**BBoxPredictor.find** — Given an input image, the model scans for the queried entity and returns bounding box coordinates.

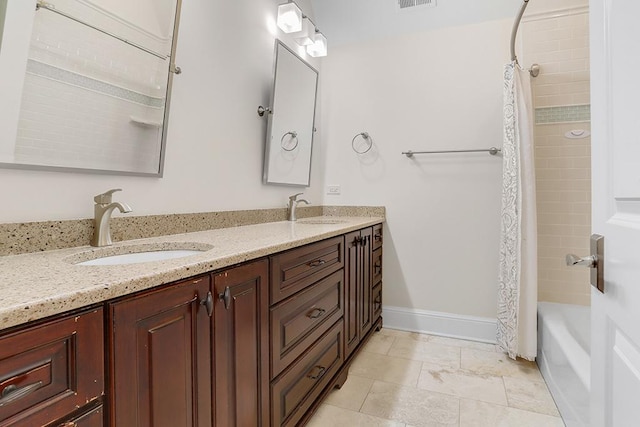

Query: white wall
[0,0,325,223]
[320,19,511,319]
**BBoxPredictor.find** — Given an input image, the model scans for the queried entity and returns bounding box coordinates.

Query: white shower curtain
[497,61,538,361]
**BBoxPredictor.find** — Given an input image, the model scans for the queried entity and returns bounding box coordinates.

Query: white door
[590,0,640,425]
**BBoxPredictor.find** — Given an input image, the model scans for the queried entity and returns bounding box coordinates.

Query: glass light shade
[292,18,314,46]
[306,32,327,57]
[277,3,302,33]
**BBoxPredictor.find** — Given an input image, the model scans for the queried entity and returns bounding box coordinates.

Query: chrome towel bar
[402,147,501,158]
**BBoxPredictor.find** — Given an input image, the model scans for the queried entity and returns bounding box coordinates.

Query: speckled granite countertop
[0,216,384,331]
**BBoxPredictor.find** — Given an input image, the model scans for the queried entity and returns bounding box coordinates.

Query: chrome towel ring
[352,132,372,154]
[281,131,298,151]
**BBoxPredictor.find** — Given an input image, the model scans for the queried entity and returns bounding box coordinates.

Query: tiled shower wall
[14,0,170,173]
[522,8,591,306]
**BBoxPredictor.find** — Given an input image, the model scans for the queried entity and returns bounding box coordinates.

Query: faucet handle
[289,192,304,201]
[94,188,122,204]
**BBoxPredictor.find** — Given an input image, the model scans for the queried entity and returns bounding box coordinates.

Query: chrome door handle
[565,234,604,293]
[565,254,596,268]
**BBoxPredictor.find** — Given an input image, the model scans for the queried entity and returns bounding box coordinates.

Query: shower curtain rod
[510,0,540,77]
[35,0,169,61]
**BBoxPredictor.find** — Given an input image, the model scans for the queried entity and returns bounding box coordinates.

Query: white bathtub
[537,302,590,427]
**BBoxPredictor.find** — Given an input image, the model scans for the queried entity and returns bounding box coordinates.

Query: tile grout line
[356,376,376,414]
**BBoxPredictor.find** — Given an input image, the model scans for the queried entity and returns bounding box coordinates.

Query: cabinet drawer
[0,309,104,427]
[372,247,382,285]
[270,236,344,304]
[271,320,343,427]
[53,404,103,427]
[372,283,383,321]
[271,269,344,378]
[372,223,383,251]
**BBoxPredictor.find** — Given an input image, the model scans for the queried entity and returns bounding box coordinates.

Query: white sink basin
[76,250,205,266]
[68,243,213,266]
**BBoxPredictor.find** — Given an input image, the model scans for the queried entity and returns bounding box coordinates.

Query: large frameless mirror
[0,0,182,176]
[263,40,318,187]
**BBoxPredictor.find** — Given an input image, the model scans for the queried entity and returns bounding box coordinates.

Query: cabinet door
[213,259,269,427]
[344,231,360,358]
[358,227,373,340]
[109,276,212,427]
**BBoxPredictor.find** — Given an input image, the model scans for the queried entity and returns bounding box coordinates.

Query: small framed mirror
[0,0,182,176]
[263,40,318,187]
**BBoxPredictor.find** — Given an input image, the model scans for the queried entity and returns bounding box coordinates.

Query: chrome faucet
[91,189,132,247]
[287,193,309,221]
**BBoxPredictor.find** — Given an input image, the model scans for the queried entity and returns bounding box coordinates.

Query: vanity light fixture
[293,17,315,46]
[306,32,327,57]
[277,1,328,57]
[277,2,303,33]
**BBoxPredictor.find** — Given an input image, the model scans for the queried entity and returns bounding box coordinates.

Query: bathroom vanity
[0,218,383,426]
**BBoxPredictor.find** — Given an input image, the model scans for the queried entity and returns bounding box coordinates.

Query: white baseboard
[381,305,498,344]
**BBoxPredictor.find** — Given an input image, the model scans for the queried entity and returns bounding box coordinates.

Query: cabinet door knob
[306,308,326,319]
[0,381,43,407]
[306,365,326,380]
[218,286,231,310]
[200,291,213,317]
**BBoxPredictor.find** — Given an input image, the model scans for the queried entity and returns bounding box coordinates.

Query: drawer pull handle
[307,365,326,380]
[0,381,43,407]
[374,233,382,242]
[306,308,326,319]
[219,286,231,310]
[374,261,382,275]
[308,259,326,267]
[200,291,214,317]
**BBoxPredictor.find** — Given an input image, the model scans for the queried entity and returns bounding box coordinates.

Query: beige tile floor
[307,328,565,427]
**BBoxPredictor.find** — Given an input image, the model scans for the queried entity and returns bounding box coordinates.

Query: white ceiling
[309,0,523,46]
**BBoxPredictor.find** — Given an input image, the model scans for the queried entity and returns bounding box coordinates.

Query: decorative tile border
[0,206,385,256]
[535,105,590,124]
[26,59,165,108]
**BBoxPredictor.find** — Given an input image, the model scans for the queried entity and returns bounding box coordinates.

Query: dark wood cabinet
[271,320,344,427]
[270,224,383,426]
[345,227,374,358]
[270,269,344,378]
[3,222,383,427]
[213,259,269,427]
[0,308,104,427]
[109,276,212,427]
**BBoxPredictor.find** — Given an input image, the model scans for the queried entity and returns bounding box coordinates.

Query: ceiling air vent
[398,0,437,10]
